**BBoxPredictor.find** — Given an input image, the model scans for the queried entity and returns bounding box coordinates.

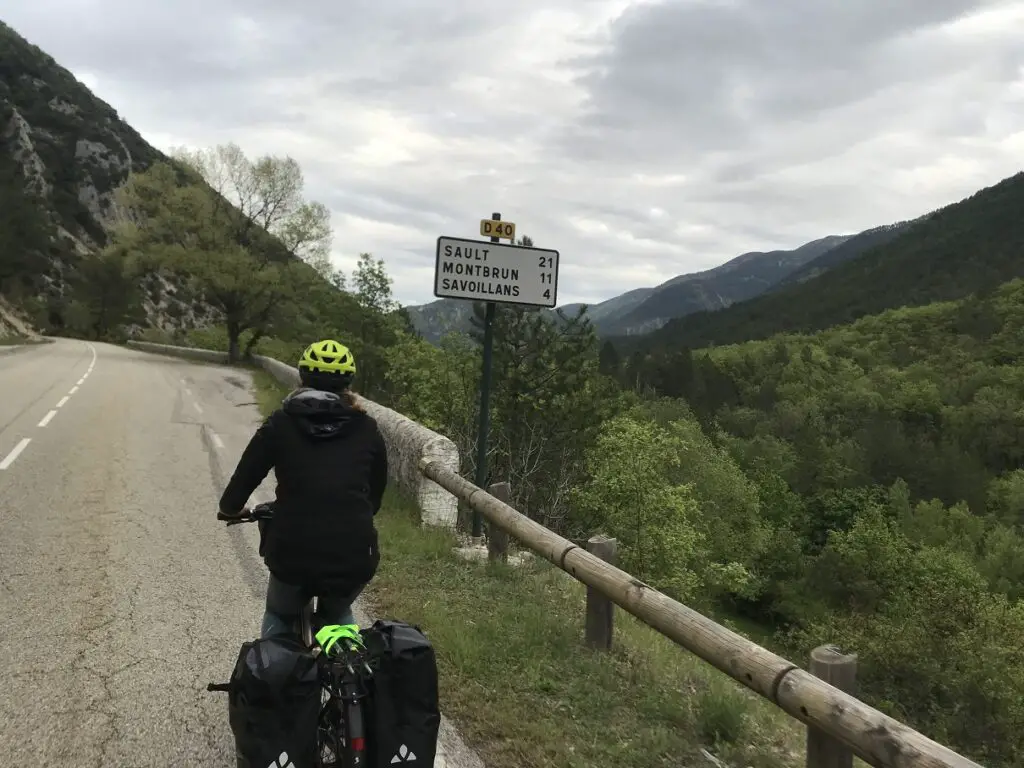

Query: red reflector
[352,737,366,752]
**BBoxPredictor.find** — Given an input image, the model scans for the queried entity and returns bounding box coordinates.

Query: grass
[250,367,292,415]
[244,365,862,768]
[365,492,807,768]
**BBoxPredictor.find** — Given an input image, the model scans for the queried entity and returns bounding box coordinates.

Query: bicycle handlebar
[218,501,275,526]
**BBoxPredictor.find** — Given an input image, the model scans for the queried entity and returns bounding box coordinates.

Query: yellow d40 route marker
[479,218,516,240]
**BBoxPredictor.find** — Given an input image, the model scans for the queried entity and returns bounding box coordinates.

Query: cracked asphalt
[0,339,275,765]
[0,338,485,768]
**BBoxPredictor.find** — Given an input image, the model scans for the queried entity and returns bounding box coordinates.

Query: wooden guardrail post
[806,645,857,768]
[584,535,618,650]
[486,482,511,563]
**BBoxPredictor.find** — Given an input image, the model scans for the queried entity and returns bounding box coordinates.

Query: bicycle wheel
[316,693,345,767]
[316,662,356,767]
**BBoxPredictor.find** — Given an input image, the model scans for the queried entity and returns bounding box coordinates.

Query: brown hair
[342,390,365,412]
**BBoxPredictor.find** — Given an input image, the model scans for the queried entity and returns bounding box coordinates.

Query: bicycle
[211,502,378,768]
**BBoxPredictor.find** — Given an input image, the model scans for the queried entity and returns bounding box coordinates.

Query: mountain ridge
[628,168,1024,352]
[405,231,880,342]
[403,234,851,342]
[601,234,852,336]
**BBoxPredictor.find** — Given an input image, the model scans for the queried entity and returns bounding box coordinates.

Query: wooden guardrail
[419,459,983,768]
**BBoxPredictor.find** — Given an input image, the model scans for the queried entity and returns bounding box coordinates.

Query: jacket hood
[282,388,362,439]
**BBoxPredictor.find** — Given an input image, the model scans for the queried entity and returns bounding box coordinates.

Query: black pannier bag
[361,620,441,768]
[220,636,322,768]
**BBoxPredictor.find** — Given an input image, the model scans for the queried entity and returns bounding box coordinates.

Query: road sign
[434,236,559,308]
[479,218,516,240]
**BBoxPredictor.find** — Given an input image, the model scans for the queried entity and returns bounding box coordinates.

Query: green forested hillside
[772,219,916,288]
[591,280,1024,764]
[628,170,1024,351]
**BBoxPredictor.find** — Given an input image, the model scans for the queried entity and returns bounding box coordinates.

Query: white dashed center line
[0,342,98,472]
[193,402,204,414]
[0,438,31,470]
[211,431,225,450]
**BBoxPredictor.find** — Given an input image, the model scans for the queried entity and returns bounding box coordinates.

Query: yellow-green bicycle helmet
[298,339,356,390]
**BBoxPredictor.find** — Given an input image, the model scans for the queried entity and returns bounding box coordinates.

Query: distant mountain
[405,287,657,342]
[405,299,476,343]
[405,235,853,342]
[772,220,921,289]
[558,286,655,327]
[598,235,851,336]
[629,169,1024,352]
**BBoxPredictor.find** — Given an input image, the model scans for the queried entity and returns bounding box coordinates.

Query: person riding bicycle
[218,339,388,640]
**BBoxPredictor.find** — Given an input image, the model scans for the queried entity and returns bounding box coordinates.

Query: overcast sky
[6,1,1024,307]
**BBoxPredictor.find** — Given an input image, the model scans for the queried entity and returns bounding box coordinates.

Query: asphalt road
[0,339,284,765]
[0,338,482,768]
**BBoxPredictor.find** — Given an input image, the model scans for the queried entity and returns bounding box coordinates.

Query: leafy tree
[597,339,620,376]
[110,160,307,361]
[347,253,406,397]
[63,243,146,340]
[988,470,1024,527]
[171,143,333,276]
[571,414,706,601]
[469,298,617,529]
[383,331,480,460]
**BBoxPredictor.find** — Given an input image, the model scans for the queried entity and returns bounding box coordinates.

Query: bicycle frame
[220,503,374,768]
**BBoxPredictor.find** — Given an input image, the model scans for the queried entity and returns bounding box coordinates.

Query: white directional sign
[434,236,560,308]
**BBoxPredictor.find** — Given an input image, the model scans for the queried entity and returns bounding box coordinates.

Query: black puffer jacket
[219,388,389,595]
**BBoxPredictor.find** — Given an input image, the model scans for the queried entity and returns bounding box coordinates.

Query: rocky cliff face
[0,296,39,340]
[0,20,213,331]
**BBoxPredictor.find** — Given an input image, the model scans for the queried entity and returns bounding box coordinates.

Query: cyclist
[218,339,389,639]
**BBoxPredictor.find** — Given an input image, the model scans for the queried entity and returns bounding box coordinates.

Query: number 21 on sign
[480,219,516,240]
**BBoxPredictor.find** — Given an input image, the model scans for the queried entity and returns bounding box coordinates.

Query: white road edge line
[0,438,31,470]
[56,396,69,408]
[38,410,57,428]
[211,431,225,449]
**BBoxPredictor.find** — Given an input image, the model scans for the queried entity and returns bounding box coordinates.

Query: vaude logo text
[268,751,295,768]
[391,743,417,763]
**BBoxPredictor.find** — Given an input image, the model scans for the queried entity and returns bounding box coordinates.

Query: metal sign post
[433,215,561,541]
[472,213,500,539]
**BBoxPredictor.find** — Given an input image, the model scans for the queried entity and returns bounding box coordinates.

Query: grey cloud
[321,183,460,234]
[5,0,1023,308]
[558,0,1018,166]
